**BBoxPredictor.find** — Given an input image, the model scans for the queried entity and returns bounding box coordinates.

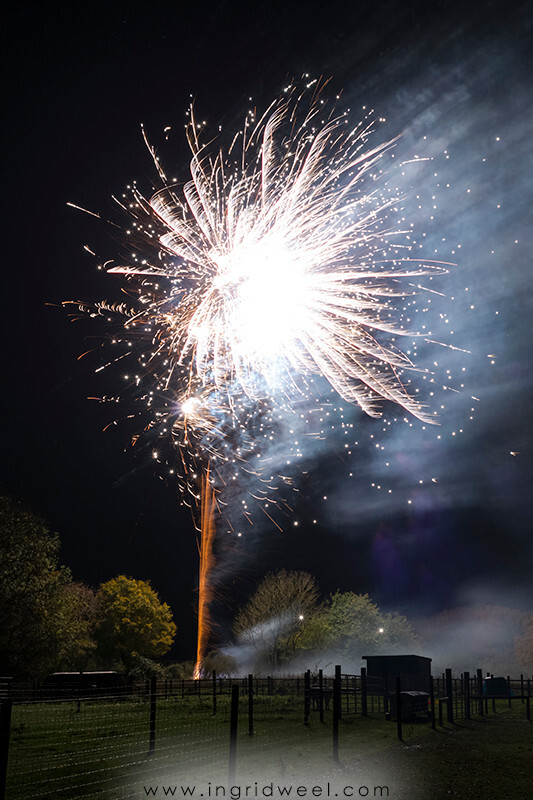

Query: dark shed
[362,654,432,692]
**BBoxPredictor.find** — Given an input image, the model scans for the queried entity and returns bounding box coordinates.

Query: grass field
[5,694,532,800]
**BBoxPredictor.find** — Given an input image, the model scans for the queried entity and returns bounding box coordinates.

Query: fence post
[430,675,436,730]
[248,674,254,736]
[149,676,157,753]
[361,667,368,717]
[0,680,13,800]
[212,670,217,715]
[507,675,512,708]
[336,665,342,720]
[445,669,454,724]
[384,675,389,720]
[228,685,239,786]
[333,665,341,762]
[304,669,311,726]
[396,677,403,742]
[318,669,324,723]
[464,671,470,719]
[477,669,484,716]
[76,670,83,713]
[527,679,531,722]
[345,673,349,715]
[520,674,524,704]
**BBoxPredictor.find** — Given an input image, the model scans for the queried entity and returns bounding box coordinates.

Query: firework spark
[67,80,451,673]
[108,85,445,430]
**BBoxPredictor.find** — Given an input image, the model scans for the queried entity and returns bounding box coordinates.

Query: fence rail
[1,668,531,800]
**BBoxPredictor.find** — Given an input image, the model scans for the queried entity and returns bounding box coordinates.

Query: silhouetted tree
[234,570,320,670]
[515,612,533,673]
[0,493,96,678]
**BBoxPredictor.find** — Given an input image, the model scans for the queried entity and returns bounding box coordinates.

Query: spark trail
[194,465,217,679]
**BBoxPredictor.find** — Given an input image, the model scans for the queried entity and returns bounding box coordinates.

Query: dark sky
[3,1,532,660]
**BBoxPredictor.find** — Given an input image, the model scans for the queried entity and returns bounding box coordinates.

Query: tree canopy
[0,493,96,678]
[0,492,178,678]
[298,591,418,664]
[95,575,176,666]
[232,570,417,672]
[417,604,532,674]
[234,570,320,670]
[515,612,533,673]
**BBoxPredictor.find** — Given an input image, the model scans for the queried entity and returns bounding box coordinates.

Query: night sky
[3,0,532,660]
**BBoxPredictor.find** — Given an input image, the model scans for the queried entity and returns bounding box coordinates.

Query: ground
[6,696,532,799]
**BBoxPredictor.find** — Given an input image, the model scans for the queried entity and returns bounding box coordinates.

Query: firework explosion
[67,79,452,674]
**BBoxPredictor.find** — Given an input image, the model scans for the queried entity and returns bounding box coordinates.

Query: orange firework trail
[193,465,217,679]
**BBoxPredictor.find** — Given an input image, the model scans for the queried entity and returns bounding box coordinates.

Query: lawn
[5,694,532,800]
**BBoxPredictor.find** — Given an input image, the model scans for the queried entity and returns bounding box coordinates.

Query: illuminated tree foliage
[232,573,417,671]
[298,591,418,662]
[96,575,176,666]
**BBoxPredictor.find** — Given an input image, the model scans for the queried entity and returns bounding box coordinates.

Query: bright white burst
[109,84,446,426]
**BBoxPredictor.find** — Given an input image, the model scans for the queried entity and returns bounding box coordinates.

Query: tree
[54,582,100,670]
[296,592,418,666]
[417,604,529,674]
[0,493,95,678]
[200,650,238,678]
[233,570,320,671]
[96,575,176,667]
[515,613,533,673]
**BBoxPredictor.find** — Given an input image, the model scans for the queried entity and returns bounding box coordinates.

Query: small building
[41,671,126,699]
[362,654,432,692]
[483,676,514,697]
